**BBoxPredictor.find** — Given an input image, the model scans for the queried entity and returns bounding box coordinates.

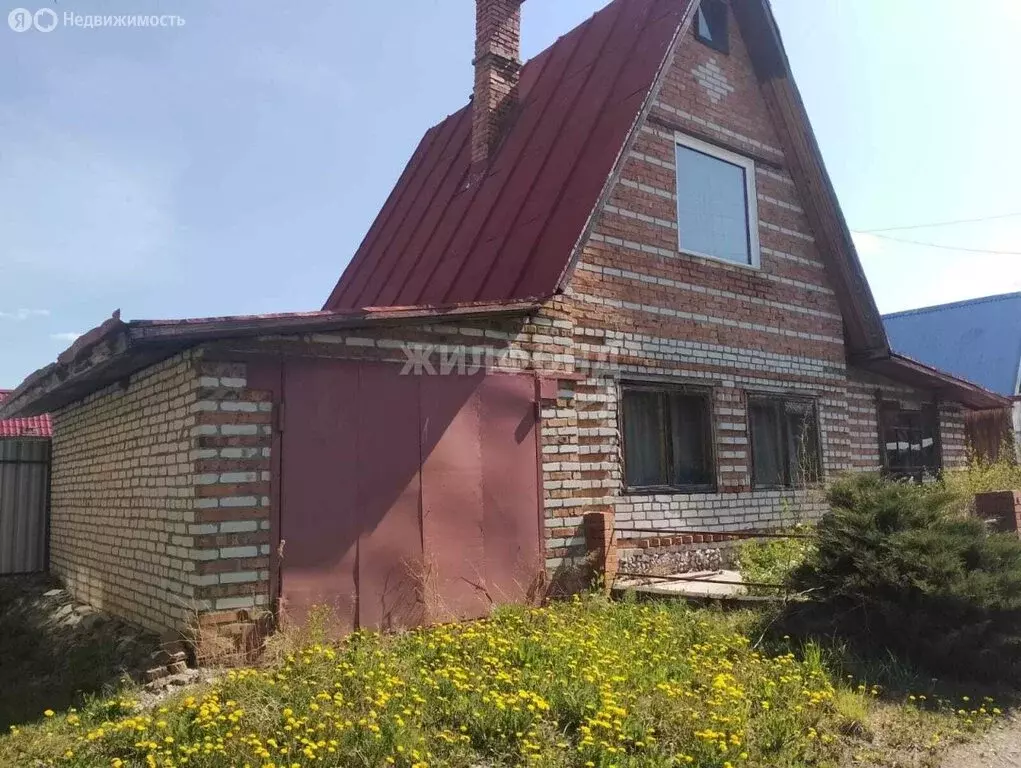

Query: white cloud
[0,309,50,321]
[50,332,82,343]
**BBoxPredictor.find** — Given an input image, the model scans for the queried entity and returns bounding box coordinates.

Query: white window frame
[674,132,760,269]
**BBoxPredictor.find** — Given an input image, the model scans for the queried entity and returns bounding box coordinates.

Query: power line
[859,211,1021,233]
[856,231,1021,256]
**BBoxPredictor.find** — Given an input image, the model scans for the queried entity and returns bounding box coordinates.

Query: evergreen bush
[791,473,1021,681]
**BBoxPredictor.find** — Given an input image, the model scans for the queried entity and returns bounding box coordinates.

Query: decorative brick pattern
[49,353,275,638]
[535,0,968,574]
[188,361,272,618]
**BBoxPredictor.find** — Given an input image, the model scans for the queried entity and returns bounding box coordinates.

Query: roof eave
[731,0,890,359]
[0,301,541,420]
[858,353,1012,411]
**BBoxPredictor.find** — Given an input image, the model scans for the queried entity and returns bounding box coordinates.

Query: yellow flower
[43,709,55,717]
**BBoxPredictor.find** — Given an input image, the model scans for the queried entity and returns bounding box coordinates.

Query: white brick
[220,546,259,559]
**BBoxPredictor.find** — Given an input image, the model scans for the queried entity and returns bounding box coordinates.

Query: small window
[621,384,715,491]
[880,402,941,481]
[694,0,729,54]
[749,396,821,488]
[675,134,759,267]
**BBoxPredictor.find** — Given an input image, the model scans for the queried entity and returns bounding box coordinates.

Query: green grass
[0,597,1003,768]
[737,527,815,596]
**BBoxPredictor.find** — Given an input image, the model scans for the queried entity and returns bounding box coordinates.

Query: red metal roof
[324,0,690,311]
[0,390,51,438]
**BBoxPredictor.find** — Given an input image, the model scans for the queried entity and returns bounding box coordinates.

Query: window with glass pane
[880,403,941,481]
[675,141,755,265]
[621,385,714,491]
[694,0,729,54]
[749,396,821,488]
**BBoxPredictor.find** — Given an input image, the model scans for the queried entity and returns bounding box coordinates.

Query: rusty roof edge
[0,301,541,419]
[127,300,540,342]
[0,313,132,419]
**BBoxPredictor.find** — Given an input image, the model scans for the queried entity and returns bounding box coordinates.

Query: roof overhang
[857,353,1012,411]
[0,301,540,419]
[731,0,890,358]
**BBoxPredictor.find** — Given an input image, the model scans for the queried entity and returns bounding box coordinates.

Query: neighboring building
[0,390,51,575]
[885,292,1021,458]
[0,0,1009,643]
[0,390,52,440]
[885,292,1021,398]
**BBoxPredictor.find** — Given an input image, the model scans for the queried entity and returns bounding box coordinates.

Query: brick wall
[50,352,200,633]
[49,352,277,639]
[845,368,967,472]
[541,0,842,570]
[189,361,273,625]
[535,0,968,572]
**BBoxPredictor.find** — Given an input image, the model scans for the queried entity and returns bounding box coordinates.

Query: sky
[1,0,1020,388]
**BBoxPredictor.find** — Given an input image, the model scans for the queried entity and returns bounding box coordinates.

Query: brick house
[0,0,1009,641]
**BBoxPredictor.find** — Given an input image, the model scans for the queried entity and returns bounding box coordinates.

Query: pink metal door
[277,359,360,633]
[277,360,540,634]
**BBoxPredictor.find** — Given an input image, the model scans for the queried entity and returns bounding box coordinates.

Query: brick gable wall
[547,0,967,561]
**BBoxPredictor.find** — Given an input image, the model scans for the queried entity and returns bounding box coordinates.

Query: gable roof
[325,0,691,314]
[0,390,51,438]
[884,292,1021,397]
[1,0,1009,419]
[324,0,891,359]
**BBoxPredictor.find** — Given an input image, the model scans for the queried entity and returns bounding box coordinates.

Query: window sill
[677,247,761,271]
[624,485,718,497]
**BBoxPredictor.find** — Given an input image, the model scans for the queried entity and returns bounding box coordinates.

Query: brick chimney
[472,0,523,172]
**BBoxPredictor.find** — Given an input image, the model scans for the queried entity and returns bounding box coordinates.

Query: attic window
[675,133,759,267]
[694,0,729,54]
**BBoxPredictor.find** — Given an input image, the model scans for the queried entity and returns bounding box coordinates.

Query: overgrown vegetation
[790,474,1021,682]
[0,598,997,768]
[737,527,815,597]
[941,449,1021,513]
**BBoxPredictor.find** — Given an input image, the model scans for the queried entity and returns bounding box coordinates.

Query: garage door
[273,360,542,633]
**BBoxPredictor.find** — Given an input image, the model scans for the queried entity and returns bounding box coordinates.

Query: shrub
[790,474,1021,682]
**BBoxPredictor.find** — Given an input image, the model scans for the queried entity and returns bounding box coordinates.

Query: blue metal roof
[884,292,1021,397]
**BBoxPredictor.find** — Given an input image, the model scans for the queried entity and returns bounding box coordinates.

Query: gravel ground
[940,713,1021,768]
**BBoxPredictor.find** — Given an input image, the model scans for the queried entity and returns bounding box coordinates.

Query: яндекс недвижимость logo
[7,8,184,31]
[8,7,58,32]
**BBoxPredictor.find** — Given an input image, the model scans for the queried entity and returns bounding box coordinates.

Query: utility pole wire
[858,211,1021,233]
[852,231,1021,256]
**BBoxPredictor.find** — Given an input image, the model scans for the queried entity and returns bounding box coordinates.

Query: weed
[0,598,1000,768]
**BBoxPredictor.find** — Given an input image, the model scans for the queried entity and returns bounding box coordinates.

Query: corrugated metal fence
[0,438,50,574]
